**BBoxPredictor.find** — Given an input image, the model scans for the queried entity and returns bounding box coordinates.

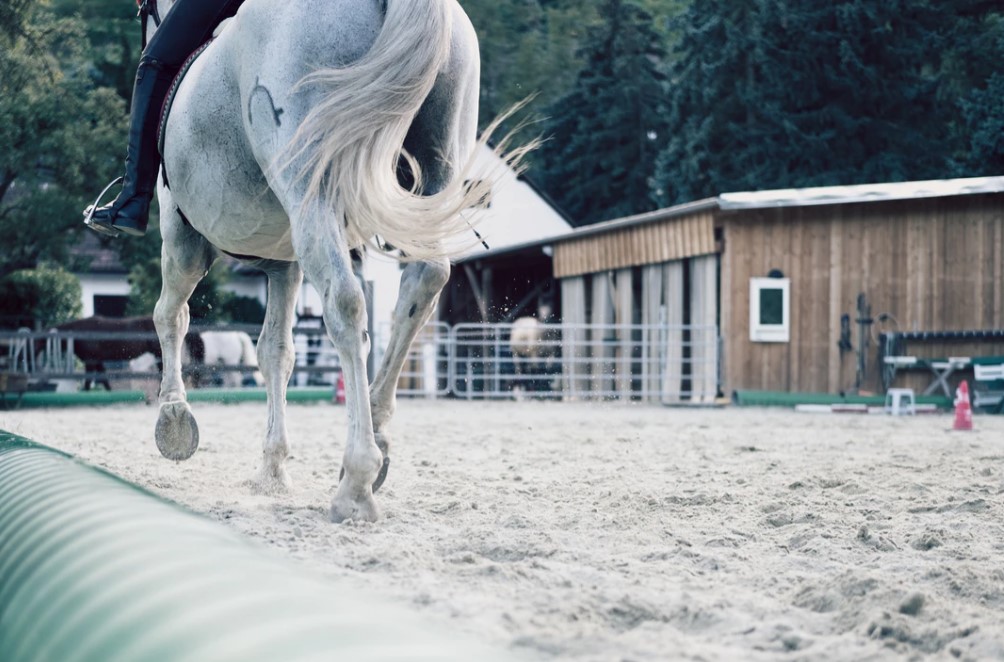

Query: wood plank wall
[553,211,716,278]
[719,194,1004,395]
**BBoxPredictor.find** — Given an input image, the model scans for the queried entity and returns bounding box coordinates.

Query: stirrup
[83,176,125,237]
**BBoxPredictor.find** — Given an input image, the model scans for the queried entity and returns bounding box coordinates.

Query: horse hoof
[155,402,199,461]
[330,490,380,524]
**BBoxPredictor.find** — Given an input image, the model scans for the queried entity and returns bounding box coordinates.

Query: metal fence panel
[3,322,718,400]
[448,322,720,402]
[373,322,451,397]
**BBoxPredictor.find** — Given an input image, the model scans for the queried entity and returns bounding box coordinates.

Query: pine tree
[946,6,1004,174]
[461,0,600,131]
[541,0,670,225]
[654,0,959,205]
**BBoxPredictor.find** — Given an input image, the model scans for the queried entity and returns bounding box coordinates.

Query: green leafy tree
[0,265,82,329]
[955,71,1004,174]
[463,0,601,132]
[126,257,246,324]
[0,1,125,279]
[654,0,1002,206]
[946,9,1004,174]
[0,0,33,40]
[51,0,143,102]
[540,0,670,225]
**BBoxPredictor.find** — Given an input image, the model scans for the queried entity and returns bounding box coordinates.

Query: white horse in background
[197,330,265,388]
[509,304,559,400]
[149,0,527,523]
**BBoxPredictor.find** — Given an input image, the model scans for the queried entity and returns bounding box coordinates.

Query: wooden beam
[462,264,488,322]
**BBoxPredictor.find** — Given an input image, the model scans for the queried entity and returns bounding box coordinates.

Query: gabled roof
[71,232,128,274]
[452,145,574,258]
[717,175,1004,210]
[456,174,1004,265]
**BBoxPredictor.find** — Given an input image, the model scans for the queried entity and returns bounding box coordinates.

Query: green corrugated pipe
[0,432,511,662]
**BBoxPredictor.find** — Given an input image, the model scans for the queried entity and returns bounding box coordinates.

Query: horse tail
[280,0,532,260]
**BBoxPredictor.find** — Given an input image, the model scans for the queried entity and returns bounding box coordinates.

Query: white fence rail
[2,322,720,402]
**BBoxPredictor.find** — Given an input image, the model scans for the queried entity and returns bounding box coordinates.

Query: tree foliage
[539,0,670,225]
[126,256,265,324]
[654,0,1004,206]
[0,0,126,279]
[0,264,82,329]
[946,9,1004,174]
[462,0,601,133]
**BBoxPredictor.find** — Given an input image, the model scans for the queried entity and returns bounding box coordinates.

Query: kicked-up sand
[2,399,1003,661]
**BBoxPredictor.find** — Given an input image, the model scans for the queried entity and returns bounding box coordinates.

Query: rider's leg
[84,0,244,237]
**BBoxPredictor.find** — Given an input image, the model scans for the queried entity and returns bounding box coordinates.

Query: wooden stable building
[443,176,1004,400]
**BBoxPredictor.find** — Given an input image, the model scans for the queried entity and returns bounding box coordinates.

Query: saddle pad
[157,38,215,158]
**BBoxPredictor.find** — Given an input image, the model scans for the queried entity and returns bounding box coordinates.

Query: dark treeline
[464,0,1004,225]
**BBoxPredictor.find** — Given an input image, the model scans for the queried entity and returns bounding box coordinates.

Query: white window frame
[749,277,790,342]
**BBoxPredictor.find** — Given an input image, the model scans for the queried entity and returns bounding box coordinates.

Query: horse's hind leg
[369,258,449,458]
[153,200,214,461]
[368,64,475,481]
[288,213,383,522]
[247,260,302,494]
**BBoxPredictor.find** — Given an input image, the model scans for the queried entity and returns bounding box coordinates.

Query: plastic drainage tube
[0,432,512,662]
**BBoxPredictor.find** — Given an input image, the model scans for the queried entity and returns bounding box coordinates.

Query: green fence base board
[2,387,336,409]
[3,390,148,408]
[0,431,511,662]
[188,387,334,403]
[732,390,952,409]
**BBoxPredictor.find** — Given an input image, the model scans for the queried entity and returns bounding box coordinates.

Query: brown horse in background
[38,316,204,390]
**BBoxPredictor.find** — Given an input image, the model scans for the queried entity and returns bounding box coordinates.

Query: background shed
[716,179,1004,396]
[448,176,1004,400]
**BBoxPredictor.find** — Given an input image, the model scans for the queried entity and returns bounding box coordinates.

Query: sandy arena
[2,400,1003,661]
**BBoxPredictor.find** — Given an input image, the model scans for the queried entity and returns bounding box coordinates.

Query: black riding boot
[84,57,177,237]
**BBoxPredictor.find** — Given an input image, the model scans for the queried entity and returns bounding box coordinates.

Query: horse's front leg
[247,260,302,494]
[153,201,214,461]
[294,222,383,523]
[370,259,450,459]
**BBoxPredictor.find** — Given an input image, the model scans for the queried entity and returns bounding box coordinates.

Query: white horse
[196,330,265,388]
[149,0,524,522]
[508,305,559,400]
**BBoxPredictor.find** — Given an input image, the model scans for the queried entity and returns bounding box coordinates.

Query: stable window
[749,277,790,342]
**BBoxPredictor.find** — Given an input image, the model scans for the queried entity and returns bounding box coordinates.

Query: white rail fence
[2,323,720,402]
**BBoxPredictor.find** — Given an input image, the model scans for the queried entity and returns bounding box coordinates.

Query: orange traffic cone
[953,380,973,431]
[334,371,346,405]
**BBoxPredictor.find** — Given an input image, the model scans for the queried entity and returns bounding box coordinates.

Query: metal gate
[447,322,720,402]
[3,322,719,401]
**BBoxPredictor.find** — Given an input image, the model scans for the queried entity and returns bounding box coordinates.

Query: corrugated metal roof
[71,233,129,274]
[431,175,1004,265]
[717,175,1004,210]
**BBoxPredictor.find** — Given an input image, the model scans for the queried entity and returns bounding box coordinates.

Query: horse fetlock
[155,401,199,461]
[343,439,383,473]
[374,430,392,458]
[158,386,188,403]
